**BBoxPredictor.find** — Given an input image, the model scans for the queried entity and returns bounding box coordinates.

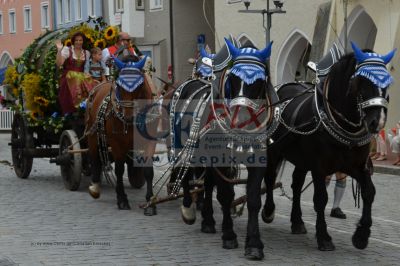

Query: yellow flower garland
[21,73,41,113]
[64,38,72,46]
[94,39,107,49]
[34,96,50,107]
[104,26,118,41]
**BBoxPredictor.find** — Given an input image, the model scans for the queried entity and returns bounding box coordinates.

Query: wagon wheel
[11,113,34,179]
[59,130,82,191]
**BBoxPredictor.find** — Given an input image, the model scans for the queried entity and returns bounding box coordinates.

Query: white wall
[106,0,145,38]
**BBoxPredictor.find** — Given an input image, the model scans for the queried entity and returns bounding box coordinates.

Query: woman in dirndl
[55,32,91,114]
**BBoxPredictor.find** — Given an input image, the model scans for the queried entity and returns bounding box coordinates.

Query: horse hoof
[352,228,370,249]
[317,240,335,251]
[144,206,157,216]
[291,223,307,234]
[201,224,216,234]
[117,201,131,210]
[88,183,100,199]
[181,204,196,225]
[261,208,275,224]
[223,239,238,249]
[244,247,264,260]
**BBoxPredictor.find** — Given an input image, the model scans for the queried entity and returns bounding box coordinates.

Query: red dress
[58,48,87,114]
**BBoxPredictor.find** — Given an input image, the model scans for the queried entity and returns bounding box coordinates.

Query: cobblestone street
[0,133,399,265]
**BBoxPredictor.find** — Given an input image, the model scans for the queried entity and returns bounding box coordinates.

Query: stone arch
[339,5,377,51]
[0,51,14,68]
[275,29,312,84]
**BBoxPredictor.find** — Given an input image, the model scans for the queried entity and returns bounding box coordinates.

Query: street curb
[374,165,400,176]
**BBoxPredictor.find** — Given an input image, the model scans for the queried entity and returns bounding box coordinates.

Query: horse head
[193,48,215,80]
[350,42,396,133]
[328,42,396,134]
[112,55,151,120]
[223,38,273,131]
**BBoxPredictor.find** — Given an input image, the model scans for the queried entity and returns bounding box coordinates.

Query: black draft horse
[262,42,396,251]
[170,38,276,260]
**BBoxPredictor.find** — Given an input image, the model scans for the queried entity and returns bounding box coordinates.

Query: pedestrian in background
[371,130,387,161]
[390,121,400,166]
[326,172,347,219]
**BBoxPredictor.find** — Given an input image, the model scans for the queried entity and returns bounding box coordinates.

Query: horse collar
[315,79,372,147]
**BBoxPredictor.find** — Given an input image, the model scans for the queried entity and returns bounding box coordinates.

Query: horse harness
[276,60,389,148]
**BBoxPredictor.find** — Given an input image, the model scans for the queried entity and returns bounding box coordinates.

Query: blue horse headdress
[113,55,147,92]
[225,38,272,85]
[351,42,396,89]
[196,48,216,78]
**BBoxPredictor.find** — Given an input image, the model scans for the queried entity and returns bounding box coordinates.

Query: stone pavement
[0,133,399,265]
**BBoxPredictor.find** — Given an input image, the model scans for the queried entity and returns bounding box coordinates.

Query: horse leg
[352,169,375,249]
[215,168,238,249]
[127,159,145,189]
[88,151,102,199]
[143,166,157,216]
[181,168,196,225]
[115,159,131,210]
[201,169,216,234]
[291,167,308,234]
[312,172,334,251]
[262,153,282,224]
[195,167,205,211]
[245,167,264,260]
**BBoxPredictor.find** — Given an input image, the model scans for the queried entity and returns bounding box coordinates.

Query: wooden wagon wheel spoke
[59,130,82,191]
[10,113,34,179]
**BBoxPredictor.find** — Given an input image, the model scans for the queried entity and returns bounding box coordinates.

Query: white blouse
[60,46,90,60]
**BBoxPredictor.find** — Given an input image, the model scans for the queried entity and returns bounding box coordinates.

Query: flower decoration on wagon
[2,16,121,132]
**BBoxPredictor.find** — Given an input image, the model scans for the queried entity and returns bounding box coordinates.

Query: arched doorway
[276,29,312,84]
[0,52,13,68]
[339,5,377,51]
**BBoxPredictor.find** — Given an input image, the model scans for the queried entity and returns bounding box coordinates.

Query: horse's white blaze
[378,108,386,130]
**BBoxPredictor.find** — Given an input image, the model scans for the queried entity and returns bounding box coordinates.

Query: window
[24,6,32,31]
[41,2,50,29]
[88,0,95,17]
[56,0,63,24]
[0,12,3,34]
[150,0,163,12]
[115,0,124,13]
[9,9,16,33]
[135,0,144,10]
[76,0,82,20]
[65,0,72,22]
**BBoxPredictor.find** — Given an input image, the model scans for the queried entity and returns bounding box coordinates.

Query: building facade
[326,0,400,128]
[52,0,103,30]
[0,0,53,68]
[132,0,215,87]
[215,0,327,84]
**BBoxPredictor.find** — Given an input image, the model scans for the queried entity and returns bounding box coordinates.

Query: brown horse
[85,56,158,215]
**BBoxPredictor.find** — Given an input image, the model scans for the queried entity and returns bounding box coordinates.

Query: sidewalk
[373,159,400,176]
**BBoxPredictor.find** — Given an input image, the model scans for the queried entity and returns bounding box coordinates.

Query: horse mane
[141,76,153,99]
[328,53,357,93]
